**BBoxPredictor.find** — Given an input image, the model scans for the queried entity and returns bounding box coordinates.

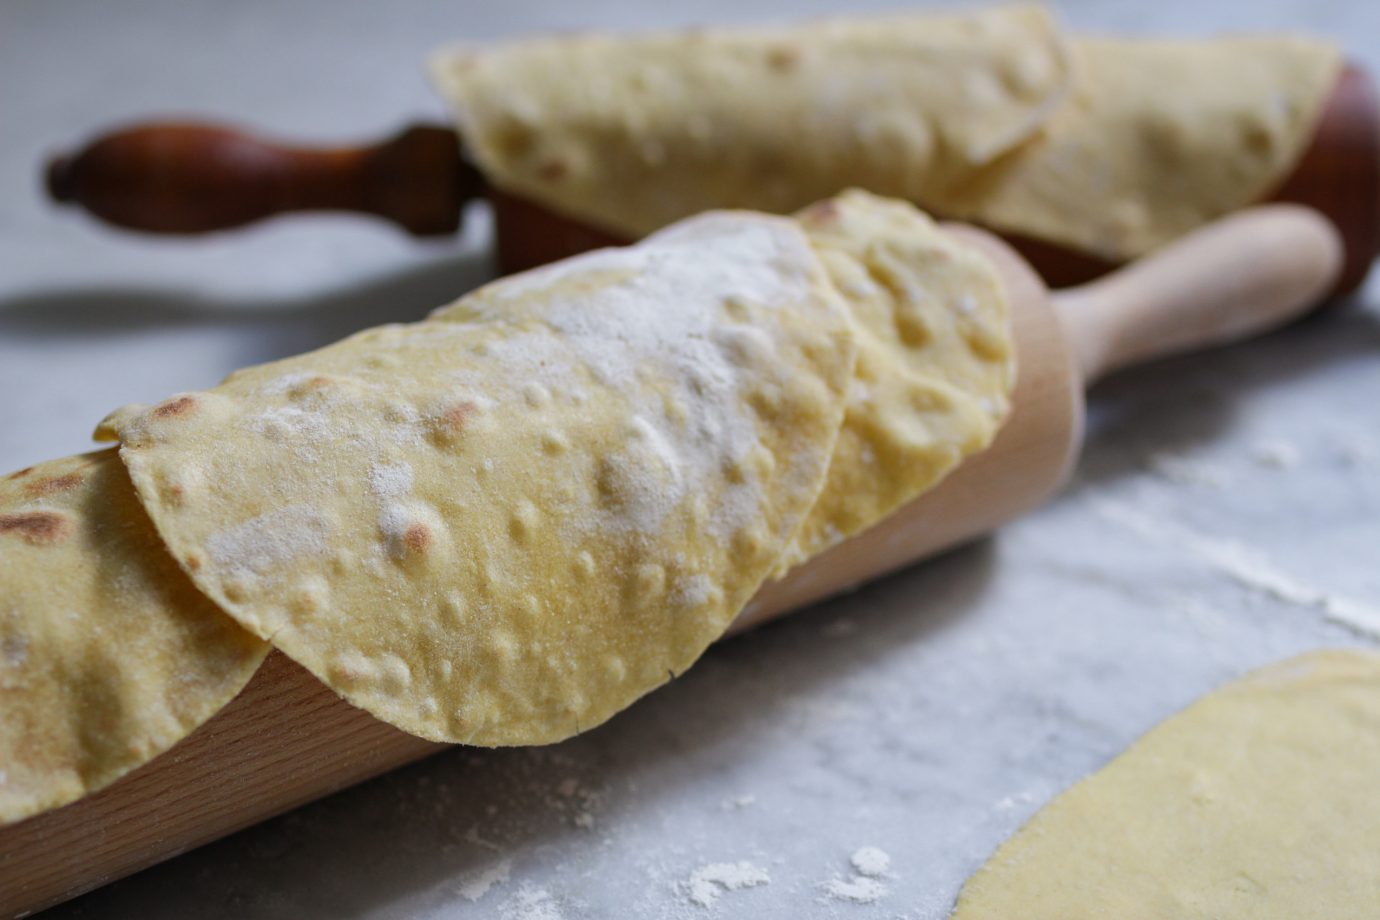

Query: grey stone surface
[2,1,1377,917]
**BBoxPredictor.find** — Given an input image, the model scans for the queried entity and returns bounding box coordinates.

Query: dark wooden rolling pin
[45,66,1380,292]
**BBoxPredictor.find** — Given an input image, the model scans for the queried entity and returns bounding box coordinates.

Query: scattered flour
[259,371,319,396]
[1146,451,1227,487]
[825,875,888,904]
[822,846,892,904]
[458,858,512,902]
[994,789,1037,812]
[368,461,415,497]
[548,777,602,829]
[500,884,564,920]
[1094,498,1380,638]
[247,405,333,446]
[205,503,330,579]
[850,846,891,878]
[683,861,771,907]
[673,573,715,609]
[453,212,825,543]
[720,794,757,811]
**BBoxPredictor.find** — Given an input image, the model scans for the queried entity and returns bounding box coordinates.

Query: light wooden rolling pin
[0,205,1343,918]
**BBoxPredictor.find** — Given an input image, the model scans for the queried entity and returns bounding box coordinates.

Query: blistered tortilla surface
[783,190,1014,568]
[433,15,1337,261]
[950,649,1380,918]
[431,5,1072,237]
[935,36,1341,258]
[0,450,267,826]
[101,213,855,745]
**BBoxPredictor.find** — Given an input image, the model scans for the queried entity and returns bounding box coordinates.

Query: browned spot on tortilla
[7,467,35,480]
[766,46,800,71]
[185,554,203,572]
[289,375,334,396]
[23,472,83,498]
[428,401,481,447]
[441,401,478,434]
[152,395,198,419]
[538,158,569,182]
[0,511,71,545]
[404,522,432,553]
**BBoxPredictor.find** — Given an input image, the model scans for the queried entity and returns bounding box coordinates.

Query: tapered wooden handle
[1052,205,1343,384]
[45,121,481,236]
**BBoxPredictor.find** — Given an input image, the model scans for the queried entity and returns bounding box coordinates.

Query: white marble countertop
[4,1,1378,917]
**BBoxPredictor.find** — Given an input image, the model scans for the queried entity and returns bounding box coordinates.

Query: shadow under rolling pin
[43,65,1380,295]
[0,203,1343,918]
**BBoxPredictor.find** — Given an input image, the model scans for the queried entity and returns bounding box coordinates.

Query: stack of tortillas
[430,4,1341,260]
[0,191,1015,825]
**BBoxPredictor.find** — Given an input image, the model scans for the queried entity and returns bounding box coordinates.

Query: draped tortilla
[783,191,1013,568]
[951,649,1380,919]
[0,450,267,826]
[431,4,1073,238]
[98,212,857,746]
[431,191,1015,572]
[431,14,1337,261]
[934,36,1341,259]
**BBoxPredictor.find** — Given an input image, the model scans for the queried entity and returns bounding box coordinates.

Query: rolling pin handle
[43,121,482,237]
[1053,205,1344,385]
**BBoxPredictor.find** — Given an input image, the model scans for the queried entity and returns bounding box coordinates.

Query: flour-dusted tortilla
[935,36,1341,259]
[0,451,267,826]
[782,191,1014,568]
[439,191,1015,571]
[950,649,1380,919]
[98,212,856,746]
[431,5,1073,237]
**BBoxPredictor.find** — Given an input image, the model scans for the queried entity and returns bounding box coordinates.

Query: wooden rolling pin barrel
[0,203,1343,918]
[42,66,1380,293]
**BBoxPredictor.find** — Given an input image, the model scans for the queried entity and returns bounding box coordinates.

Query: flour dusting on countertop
[1146,451,1229,487]
[499,884,564,920]
[1095,498,1380,639]
[457,858,513,902]
[682,861,771,907]
[850,845,892,877]
[824,874,887,903]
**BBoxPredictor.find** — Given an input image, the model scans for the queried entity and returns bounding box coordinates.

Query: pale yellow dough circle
[100,213,857,746]
[950,649,1380,919]
[0,450,268,826]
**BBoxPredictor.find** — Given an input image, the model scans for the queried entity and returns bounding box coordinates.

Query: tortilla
[950,649,1380,918]
[782,191,1013,568]
[432,14,1337,262]
[98,212,856,745]
[935,36,1341,259]
[0,450,267,826]
[431,5,1073,237]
